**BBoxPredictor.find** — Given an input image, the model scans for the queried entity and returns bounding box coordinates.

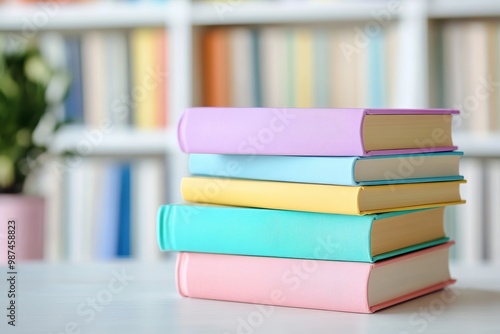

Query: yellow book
[294,28,313,108]
[181,177,465,215]
[130,28,161,129]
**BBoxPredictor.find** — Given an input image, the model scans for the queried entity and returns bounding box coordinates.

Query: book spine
[331,27,356,107]
[229,28,254,107]
[313,29,330,108]
[260,27,287,108]
[286,29,295,107]
[66,161,90,262]
[157,29,168,128]
[456,159,483,264]
[96,164,121,260]
[181,176,362,215]
[176,252,372,313]
[81,31,107,127]
[201,28,230,106]
[294,28,313,108]
[158,205,374,262]
[130,28,161,129]
[105,31,130,128]
[251,29,263,107]
[464,22,489,133]
[367,31,385,108]
[487,160,500,263]
[64,36,84,124]
[117,164,132,257]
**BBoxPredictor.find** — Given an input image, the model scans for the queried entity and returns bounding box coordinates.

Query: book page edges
[360,201,466,215]
[373,241,454,268]
[365,146,458,156]
[369,279,456,313]
[372,237,450,262]
[364,109,459,115]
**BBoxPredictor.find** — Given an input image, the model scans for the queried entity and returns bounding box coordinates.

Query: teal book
[157,205,449,263]
[189,152,463,186]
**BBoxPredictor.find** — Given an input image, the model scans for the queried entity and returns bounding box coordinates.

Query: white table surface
[1,259,499,334]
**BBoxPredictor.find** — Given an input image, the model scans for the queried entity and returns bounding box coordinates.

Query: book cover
[158,204,448,263]
[181,177,465,215]
[177,107,459,156]
[176,243,455,313]
[189,152,464,186]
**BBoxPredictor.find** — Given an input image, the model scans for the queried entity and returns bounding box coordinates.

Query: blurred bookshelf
[1,0,500,263]
[48,125,178,157]
[190,1,395,25]
[0,2,172,30]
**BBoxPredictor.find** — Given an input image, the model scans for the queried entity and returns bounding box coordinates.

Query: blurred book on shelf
[429,20,500,265]
[197,24,399,108]
[2,25,171,262]
[57,159,165,262]
[431,20,500,134]
[26,29,169,131]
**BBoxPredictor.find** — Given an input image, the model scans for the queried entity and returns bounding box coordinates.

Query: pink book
[177,108,459,156]
[176,242,455,313]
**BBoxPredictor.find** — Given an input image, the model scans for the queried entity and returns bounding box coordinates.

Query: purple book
[178,108,459,156]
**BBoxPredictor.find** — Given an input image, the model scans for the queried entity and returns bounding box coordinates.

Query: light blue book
[189,152,464,186]
[157,205,449,263]
[368,30,385,108]
[96,164,121,259]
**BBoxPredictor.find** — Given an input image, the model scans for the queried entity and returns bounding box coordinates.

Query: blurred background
[0,0,498,264]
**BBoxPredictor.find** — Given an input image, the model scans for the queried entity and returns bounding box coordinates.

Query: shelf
[49,125,179,157]
[191,1,399,25]
[0,2,171,31]
[428,0,500,18]
[454,133,500,157]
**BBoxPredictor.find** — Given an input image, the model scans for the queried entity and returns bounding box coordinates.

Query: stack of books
[157,107,465,313]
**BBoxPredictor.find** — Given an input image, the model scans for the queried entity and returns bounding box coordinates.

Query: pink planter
[0,195,44,263]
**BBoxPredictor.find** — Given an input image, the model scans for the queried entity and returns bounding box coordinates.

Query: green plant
[0,41,67,194]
